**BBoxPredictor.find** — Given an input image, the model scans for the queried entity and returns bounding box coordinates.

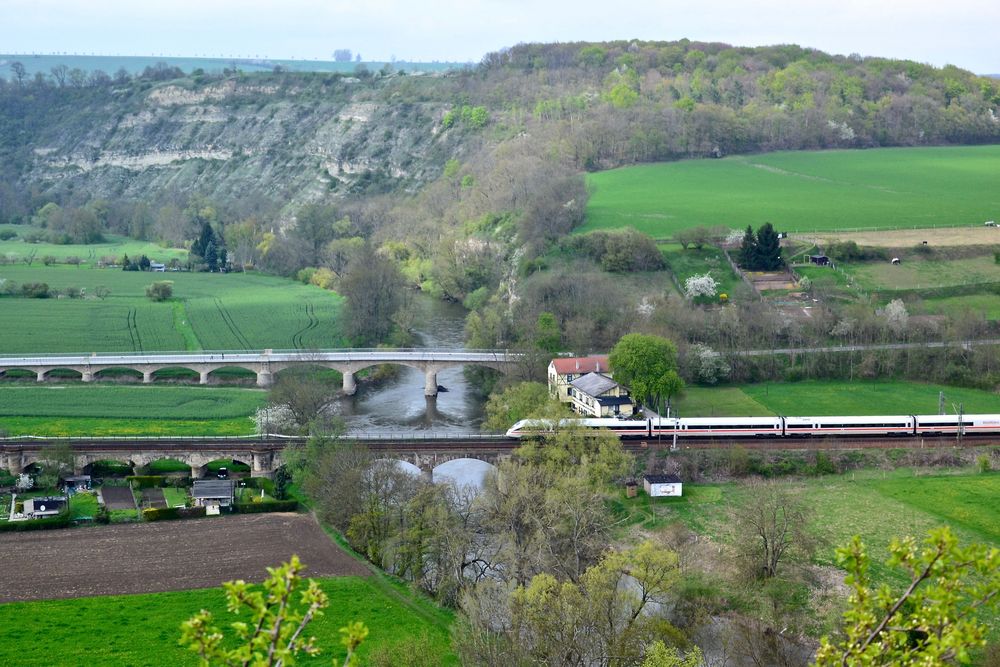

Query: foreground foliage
[814,527,1000,666]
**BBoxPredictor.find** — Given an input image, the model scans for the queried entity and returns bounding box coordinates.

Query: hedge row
[0,512,71,532]
[233,500,299,514]
[142,506,207,522]
[126,475,191,489]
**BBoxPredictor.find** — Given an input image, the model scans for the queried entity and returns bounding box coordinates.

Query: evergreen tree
[755,222,783,270]
[204,240,218,272]
[738,225,757,269]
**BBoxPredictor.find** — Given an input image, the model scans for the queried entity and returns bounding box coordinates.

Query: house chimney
[596,361,601,373]
[575,360,580,371]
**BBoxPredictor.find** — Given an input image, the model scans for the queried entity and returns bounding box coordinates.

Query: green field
[675,380,1000,417]
[0,227,187,266]
[0,266,344,352]
[919,293,1000,320]
[844,255,1000,291]
[0,385,264,436]
[0,576,457,667]
[583,146,1000,237]
[649,471,1000,588]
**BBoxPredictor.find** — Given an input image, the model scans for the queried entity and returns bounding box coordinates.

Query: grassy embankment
[0,577,457,667]
[613,469,1000,638]
[583,145,1000,238]
[0,265,344,353]
[0,385,266,436]
[673,380,1000,417]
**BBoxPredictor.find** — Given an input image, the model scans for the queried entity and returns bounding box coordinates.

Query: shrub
[126,475,165,489]
[978,454,991,474]
[145,281,173,302]
[0,229,16,240]
[0,510,71,532]
[142,506,207,521]
[21,282,50,298]
[42,255,57,266]
[233,500,299,514]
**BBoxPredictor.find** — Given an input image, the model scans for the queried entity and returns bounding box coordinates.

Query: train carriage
[780,415,914,437]
[669,417,782,437]
[916,414,1000,435]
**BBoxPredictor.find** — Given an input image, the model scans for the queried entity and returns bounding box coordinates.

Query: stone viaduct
[0,348,520,396]
[0,437,514,480]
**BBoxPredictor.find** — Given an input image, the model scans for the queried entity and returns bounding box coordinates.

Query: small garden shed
[643,474,683,497]
[192,480,235,508]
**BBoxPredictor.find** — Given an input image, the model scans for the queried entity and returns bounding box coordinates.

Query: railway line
[1,433,995,456]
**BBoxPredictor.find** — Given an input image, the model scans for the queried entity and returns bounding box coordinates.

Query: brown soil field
[0,513,369,603]
[99,486,135,510]
[805,225,1000,248]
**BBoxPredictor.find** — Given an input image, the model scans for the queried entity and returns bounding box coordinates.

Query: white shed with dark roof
[192,480,235,507]
[643,474,682,497]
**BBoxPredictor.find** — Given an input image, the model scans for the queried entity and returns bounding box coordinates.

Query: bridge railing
[0,431,509,443]
[0,347,515,360]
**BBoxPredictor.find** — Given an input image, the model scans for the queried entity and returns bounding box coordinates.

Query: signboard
[206,504,221,516]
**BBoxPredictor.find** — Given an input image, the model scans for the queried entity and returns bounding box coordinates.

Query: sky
[2,0,998,73]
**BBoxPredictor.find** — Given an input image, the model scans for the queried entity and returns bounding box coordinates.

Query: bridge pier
[251,452,274,479]
[36,370,46,382]
[199,370,210,385]
[82,370,94,383]
[143,371,153,384]
[424,369,438,397]
[256,371,273,388]
[342,371,357,396]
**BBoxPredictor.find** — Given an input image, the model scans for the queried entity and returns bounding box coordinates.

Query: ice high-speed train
[505,414,1000,439]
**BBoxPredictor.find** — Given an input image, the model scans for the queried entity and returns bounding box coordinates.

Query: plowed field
[0,513,368,603]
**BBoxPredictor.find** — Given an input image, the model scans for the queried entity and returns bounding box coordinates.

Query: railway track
[1,434,996,456]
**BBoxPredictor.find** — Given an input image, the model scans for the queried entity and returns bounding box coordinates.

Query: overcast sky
[2,0,998,73]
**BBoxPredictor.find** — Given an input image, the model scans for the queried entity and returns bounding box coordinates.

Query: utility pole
[938,391,945,415]
[957,402,964,445]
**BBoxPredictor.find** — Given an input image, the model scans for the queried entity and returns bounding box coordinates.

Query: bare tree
[729,479,816,579]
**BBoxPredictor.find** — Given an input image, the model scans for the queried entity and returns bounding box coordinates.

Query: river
[336,294,487,435]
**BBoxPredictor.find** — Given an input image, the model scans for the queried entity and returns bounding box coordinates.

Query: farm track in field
[213,298,252,350]
[291,301,319,350]
[124,307,143,352]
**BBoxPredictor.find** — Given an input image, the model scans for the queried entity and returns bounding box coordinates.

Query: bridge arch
[94,367,143,382]
[433,458,496,491]
[36,367,83,382]
[80,458,135,476]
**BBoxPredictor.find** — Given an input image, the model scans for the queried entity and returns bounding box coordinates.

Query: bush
[978,454,991,474]
[145,281,173,302]
[21,282,50,298]
[233,500,299,514]
[126,475,165,489]
[0,229,16,240]
[0,510,71,532]
[142,506,207,522]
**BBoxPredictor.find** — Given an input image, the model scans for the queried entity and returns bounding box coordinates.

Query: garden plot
[98,486,135,511]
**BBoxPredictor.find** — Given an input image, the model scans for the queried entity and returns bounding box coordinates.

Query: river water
[336,294,487,435]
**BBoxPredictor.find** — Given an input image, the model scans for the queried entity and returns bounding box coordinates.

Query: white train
[505,414,1000,439]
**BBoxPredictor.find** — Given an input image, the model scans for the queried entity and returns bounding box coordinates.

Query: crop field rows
[0,266,344,353]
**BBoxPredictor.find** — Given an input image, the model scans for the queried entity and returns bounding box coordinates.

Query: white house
[568,372,635,417]
[643,474,682,497]
[547,355,611,402]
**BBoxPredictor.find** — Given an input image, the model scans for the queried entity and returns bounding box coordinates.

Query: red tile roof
[550,355,609,375]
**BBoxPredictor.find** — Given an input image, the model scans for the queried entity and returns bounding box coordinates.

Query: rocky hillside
[0,71,467,217]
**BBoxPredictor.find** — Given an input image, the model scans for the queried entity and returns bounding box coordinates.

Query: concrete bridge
[0,436,514,480]
[0,348,520,396]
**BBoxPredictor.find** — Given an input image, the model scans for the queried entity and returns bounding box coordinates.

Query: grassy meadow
[633,470,1000,588]
[0,227,187,265]
[674,380,1000,417]
[0,576,457,667]
[0,385,265,436]
[583,145,1000,238]
[843,255,1000,291]
[0,265,344,352]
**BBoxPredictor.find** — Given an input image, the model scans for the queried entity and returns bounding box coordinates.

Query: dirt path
[0,513,369,603]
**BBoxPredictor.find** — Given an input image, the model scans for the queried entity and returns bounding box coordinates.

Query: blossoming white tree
[684,273,718,299]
